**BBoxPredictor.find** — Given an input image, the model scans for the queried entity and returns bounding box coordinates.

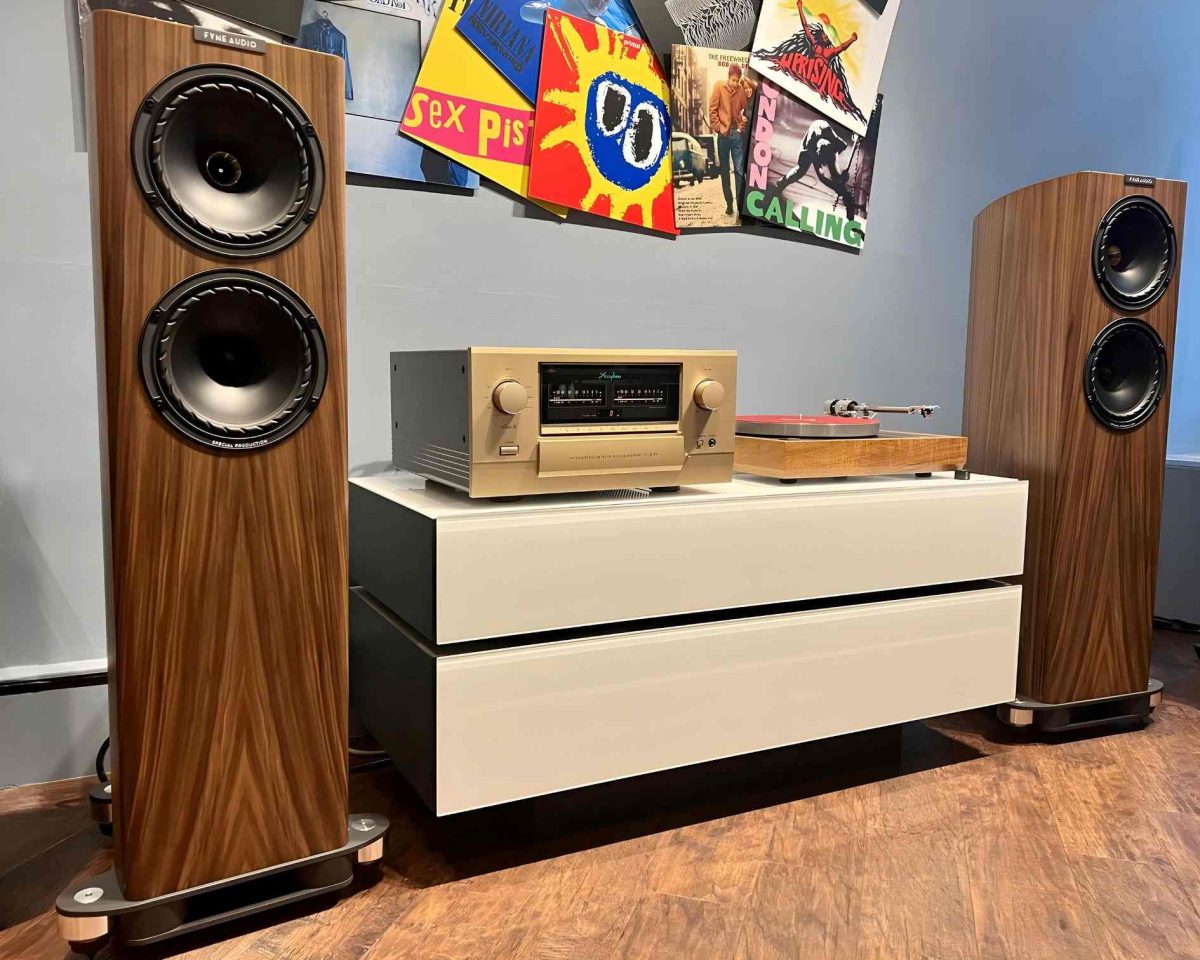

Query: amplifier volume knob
[693,380,726,412]
[492,379,528,415]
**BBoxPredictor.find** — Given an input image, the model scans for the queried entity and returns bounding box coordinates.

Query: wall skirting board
[1157,456,1200,624]
[0,660,108,697]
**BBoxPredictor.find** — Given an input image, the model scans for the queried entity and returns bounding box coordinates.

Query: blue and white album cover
[455,0,642,104]
[297,0,478,186]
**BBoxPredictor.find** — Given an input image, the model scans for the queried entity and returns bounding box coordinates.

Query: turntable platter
[737,415,881,439]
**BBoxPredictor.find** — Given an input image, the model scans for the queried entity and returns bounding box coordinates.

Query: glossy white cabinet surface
[351,472,1028,644]
[432,585,1021,814]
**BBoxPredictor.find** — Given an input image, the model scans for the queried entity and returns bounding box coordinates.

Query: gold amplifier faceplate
[465,347,737,497]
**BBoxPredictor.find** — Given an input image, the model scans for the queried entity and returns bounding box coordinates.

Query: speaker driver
[140,270,328,451]
[1092,195,1176,311]
[132,65,324,257]
[1083,318,1167,431]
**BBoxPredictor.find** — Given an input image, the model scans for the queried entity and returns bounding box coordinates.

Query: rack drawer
[350,474,1027,645]
[350,583,1021,815]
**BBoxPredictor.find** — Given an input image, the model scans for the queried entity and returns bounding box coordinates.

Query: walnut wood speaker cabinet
[85,10,348,901]
[964,171,1186,705]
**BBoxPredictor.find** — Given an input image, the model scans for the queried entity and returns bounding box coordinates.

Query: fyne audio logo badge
[193,27,267,54]
[1125,174,1157,188]
[597,371,623,380]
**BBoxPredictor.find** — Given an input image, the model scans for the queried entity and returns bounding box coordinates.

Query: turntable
[735,399,968,481]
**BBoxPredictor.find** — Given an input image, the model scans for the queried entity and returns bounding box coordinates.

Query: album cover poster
[741,79,882,249]
[669,45,754,229]
[749,0,898,137]
[297,0,478,186]
[528,10,677,234]
[336,0,441,55]
[456,0,642,105]
[82,0,279,37]
[632,0,761,68]
[190,0,304,38]
[400,0,566,211]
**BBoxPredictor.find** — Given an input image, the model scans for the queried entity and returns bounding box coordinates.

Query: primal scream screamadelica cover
[527,10,678,235]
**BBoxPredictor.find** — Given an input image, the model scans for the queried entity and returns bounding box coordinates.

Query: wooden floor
[3,630,1199,960]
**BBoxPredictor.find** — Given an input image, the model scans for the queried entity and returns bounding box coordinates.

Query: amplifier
[391,348,737,497]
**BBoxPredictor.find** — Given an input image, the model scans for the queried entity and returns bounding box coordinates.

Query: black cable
[1155,616,1200,635]
[91,736,387,782]
[96,737,110,784]
[350,757,391,774]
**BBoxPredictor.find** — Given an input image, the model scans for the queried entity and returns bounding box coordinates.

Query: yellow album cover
[399,0,567,215]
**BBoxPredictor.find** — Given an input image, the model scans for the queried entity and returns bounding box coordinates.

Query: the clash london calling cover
[742,78,882,249]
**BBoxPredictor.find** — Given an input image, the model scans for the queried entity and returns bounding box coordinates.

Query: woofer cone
[1093,195,1176,311]
[140,271,328,451]
[1082,318,1167,431]
[131,65,324,258]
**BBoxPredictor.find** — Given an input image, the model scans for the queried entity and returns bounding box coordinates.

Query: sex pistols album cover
[669,45,755,229]
[400,0,566,212]
[742,78,883,249]
[528,10,678,235]
[456,0,642,105]
[749,0,898,137]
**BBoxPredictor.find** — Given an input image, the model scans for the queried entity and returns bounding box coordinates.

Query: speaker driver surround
[140,270,328,451]
[1092,195,1176,311]
[1083,318,1167,431]
[132,65,324,257]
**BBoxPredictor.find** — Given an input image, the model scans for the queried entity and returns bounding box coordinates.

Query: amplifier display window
[540,363,681,426]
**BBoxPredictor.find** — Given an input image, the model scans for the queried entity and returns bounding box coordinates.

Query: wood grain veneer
[963,171,1186,704]
[85,10,348,901]
[734,431,968,480]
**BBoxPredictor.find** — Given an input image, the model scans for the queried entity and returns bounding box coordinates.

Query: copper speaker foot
[996,679,1164,734]
[56,814,388,949]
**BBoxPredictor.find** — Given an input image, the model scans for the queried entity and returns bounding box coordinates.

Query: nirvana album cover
[749,0,898,137]
[456,0,642,105]
[528,10,677,234]
[632,0,761,68]
[741,78,883,249]
[400,0,566,211]
[669,45,755,230]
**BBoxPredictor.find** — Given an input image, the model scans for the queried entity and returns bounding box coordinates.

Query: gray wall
[3,0,1199,786]
[1156,459,1200,625]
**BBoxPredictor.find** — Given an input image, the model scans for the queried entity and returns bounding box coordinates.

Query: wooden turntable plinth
[735,430,968,480]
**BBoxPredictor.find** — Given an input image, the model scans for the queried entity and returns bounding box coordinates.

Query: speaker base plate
[56,814,388,948]
[997,679,1163,734]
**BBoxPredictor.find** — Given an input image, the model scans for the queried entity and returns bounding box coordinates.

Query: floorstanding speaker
[964,171,1186,707]
[85,10,348,902]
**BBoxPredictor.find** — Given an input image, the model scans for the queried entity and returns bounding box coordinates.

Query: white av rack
[350,473,1027,815]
